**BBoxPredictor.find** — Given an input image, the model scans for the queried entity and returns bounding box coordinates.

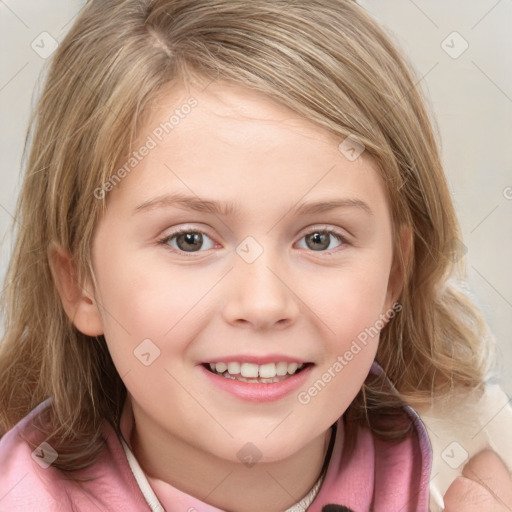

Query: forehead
[108,81,390,220]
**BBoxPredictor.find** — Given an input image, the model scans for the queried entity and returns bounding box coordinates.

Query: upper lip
[201,354,311,365]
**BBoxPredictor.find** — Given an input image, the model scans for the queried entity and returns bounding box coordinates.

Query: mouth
[202,361,312,384]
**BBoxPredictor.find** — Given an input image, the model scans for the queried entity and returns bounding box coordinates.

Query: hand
[444,450,512,511]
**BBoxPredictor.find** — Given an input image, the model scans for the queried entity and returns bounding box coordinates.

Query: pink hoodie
[0,363,431,511]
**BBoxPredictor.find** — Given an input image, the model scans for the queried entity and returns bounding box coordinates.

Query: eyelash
[157,226,350,257]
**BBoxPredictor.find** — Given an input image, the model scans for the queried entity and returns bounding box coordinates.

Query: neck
[130,405,334,512]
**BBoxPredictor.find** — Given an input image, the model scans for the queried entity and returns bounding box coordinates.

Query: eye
[158,228,216,253]
[296,229,346,253]
[158,226,348,256]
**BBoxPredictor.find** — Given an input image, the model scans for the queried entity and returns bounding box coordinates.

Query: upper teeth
[209,361,304,378]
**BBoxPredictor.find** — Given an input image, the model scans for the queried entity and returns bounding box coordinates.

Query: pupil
[178,232,203,252]
[308,232,329,251]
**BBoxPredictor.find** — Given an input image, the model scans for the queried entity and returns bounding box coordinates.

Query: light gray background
[1,1,511,393]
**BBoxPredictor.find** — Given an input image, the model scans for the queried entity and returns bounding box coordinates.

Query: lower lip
[199,364,313,402]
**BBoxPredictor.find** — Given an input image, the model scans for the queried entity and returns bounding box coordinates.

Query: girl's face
[89,81,399,463]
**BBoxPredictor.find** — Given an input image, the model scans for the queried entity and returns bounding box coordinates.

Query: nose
[222,251,300,331]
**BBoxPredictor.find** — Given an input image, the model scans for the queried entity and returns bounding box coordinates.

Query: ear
[384,224,412,312]
[48,242,104,336]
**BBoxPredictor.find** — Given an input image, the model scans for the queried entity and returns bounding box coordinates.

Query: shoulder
[415,382,512,512]
[315,407,432,511]
[0,400,67,511]
[0,400,149,511]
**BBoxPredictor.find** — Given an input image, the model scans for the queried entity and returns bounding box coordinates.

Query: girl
[0,1,510,510]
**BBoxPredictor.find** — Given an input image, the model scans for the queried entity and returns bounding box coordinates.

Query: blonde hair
[0,0,492,471]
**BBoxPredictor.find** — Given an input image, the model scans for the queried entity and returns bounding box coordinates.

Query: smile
[205,361,308,383]
[200,360,314,402]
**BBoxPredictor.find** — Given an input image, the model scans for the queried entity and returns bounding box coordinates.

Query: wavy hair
[0,0,492,471]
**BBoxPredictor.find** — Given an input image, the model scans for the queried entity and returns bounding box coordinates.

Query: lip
[199,363,313,402]
[202,354,308,365]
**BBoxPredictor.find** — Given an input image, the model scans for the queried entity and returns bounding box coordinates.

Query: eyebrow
[133,192,373,217]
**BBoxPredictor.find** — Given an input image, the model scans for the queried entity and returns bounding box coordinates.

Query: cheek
[310,261,391,342]
[295,261,390,422]
[92,251,209,369]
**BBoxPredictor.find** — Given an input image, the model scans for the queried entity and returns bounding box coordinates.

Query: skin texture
[444,451,512,511]
[50,81,436,511]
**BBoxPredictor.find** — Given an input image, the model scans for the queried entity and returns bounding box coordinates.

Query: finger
[444,476,510,512]
[462,450,512,507]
